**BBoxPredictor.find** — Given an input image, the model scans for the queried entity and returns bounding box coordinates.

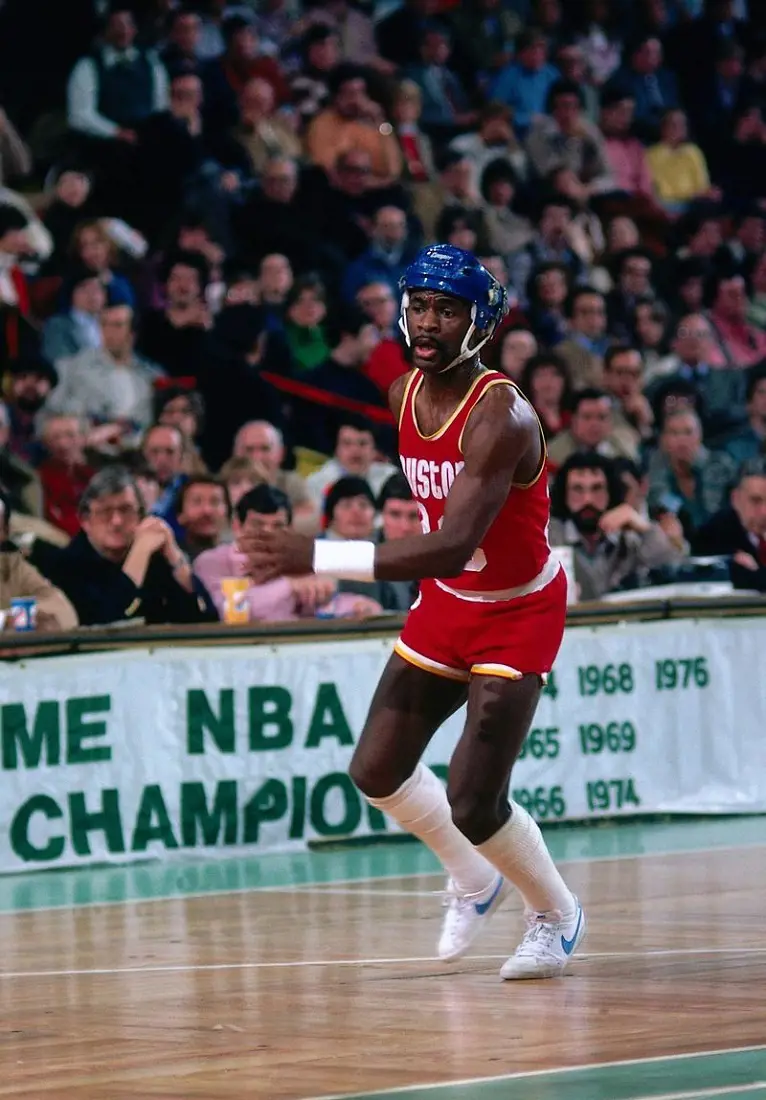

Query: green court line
[316,1047,766,1100]
[0,816,763,915]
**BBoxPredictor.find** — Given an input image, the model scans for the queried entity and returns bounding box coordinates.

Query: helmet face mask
[399,245,508,373]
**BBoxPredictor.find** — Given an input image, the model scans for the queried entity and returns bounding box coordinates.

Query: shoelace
[515,915,560,956]
[440,879,488,912]
[441,880,470,911]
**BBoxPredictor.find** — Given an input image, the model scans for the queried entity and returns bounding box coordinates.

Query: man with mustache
[239,244,585,982]
[547,452,684,601]
[4,356,59,466]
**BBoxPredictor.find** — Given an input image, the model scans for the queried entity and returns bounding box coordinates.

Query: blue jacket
[489,62,560,135]
[341,245,416,304]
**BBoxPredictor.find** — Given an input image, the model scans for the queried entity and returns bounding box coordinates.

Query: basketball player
[241,246,585,980]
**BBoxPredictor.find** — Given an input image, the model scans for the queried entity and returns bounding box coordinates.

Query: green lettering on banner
[180,781,238,847]
[10,795,65,862]
[131,784,179,852]
[66,696,112,764]
[289,776,307,839]
[69,789,125,856]
[2,701,60,770]
[243,778,288,842]
[248,687,293,751]
[187,689,235,754]
[310,773,361,837]
[304,683,353,747]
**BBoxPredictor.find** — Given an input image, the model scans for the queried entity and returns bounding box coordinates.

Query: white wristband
[313,539,376,581]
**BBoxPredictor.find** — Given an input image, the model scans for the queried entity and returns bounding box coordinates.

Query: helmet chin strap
[399,295,494,374]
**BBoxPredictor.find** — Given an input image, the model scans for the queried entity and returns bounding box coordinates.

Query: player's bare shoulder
[388,369,416,421]
[464,377,539,450]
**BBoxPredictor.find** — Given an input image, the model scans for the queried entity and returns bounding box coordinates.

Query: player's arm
[375,386,529,580]
[238,386,532,584]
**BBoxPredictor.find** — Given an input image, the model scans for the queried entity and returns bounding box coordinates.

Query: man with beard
[4,356,59,465]
[547,452,683,601]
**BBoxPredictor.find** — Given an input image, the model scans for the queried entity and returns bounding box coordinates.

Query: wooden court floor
[0,817,764,1100]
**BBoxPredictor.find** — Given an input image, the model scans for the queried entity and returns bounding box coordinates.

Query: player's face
[406,290,475,374]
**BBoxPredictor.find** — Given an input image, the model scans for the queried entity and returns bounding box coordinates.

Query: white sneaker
[499,896,585,980]
[438,874,511,962]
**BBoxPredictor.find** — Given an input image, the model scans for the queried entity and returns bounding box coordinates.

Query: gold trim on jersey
[394,640,470,682]
[397,369,419,431]
[410,369,490,441]
[455,376,548,489]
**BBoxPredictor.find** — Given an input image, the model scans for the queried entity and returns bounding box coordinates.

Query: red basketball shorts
[394,566,567,682]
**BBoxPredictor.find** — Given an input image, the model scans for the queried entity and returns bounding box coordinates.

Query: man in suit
[692,456,766,591]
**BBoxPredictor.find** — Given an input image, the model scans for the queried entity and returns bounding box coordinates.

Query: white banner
[0,617,764,873]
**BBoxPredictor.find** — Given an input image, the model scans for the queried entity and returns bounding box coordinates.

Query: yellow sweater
[646,142,710,203]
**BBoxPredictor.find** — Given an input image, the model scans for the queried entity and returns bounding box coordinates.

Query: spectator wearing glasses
[27,466,217,625]
[356,281,397,339]
[601,344,654,447]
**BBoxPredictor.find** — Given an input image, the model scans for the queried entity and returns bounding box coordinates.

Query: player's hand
[239,527,315,580]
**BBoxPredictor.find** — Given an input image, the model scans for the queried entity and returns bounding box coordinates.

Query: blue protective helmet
[398,245,509,371]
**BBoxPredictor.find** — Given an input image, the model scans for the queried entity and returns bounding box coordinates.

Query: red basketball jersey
[398,367,552,593]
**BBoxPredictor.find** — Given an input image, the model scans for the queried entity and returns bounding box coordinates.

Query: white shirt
[305,458,399,511]
[66,46,170,139]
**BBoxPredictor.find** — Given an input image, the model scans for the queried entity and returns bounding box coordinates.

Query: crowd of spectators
[2,0,766,633]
